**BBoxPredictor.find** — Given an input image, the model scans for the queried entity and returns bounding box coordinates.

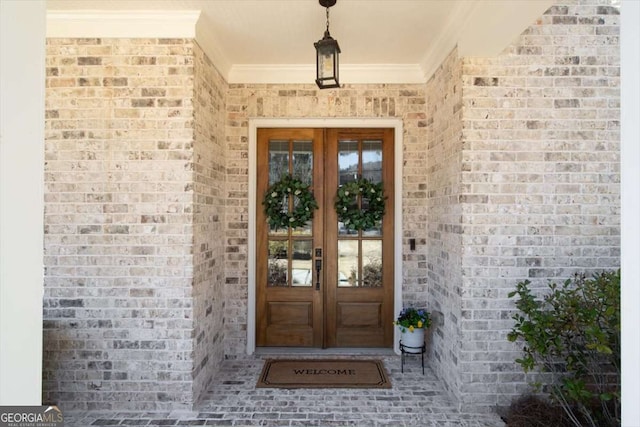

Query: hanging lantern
[314,0,341,89]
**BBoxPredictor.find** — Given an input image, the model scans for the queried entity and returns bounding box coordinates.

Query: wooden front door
[256,128,394,348]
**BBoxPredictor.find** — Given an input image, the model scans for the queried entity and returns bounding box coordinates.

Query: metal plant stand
[400,340,426,374]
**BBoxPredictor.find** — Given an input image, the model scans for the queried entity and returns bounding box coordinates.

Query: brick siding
[192,42,228,405]
[43,38,227,411]
[41,0,620,413]
[426,0,620,412]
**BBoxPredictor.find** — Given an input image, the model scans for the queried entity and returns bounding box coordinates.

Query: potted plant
[395,307,431,351]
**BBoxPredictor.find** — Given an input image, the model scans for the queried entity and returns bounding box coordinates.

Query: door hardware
[315,259,322,290]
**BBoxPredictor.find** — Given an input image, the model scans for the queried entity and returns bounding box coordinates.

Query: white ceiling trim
[195,18,232,80]
[46,10,200,38]
[456,0,556,58]
[419,0,555,80]
[419,0,479,81]
[45,10,428,85]
[45,2,553,85]
[228,64,425,85]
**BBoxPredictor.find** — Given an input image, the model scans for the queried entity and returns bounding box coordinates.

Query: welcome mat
[256,358,391,389]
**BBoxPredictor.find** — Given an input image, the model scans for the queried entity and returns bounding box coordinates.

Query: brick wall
[426,0,620,412]
[41,0,620,413]
[425,48,466,401]
[43,38,226,411]
[192,43,227,399]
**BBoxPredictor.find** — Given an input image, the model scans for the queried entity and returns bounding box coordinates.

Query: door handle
[315,259,322,290]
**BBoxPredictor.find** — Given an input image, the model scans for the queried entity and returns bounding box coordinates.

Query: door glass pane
[338,140,358,237]
[269,138,314,235]
[292,240,312,287]
[266,137,316,285]
[361,193,382,236]
[362,140,382,183]
[336,135,385,287]
[338,183,358,236]
[338,222,358,236]
[292,191,312,236]
[293,140,313,234]
[269,140,289,184]
[266,191,289,236]
[362,222,382,237]
[268,240,288,287]
[292,220,312,235]
[362,140,383,236]
[338,139,358,185]
[338,240,359,287]
[292,140,313,185]
[362,240,382,287]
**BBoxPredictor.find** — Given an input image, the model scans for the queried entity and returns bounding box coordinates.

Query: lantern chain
[326,7,330,33]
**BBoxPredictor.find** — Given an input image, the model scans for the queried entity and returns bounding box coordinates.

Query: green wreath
[263,175,318,230]
[335,177,386,231]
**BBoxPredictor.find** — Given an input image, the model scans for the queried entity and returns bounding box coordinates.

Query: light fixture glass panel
[338,240,359,287]
[362,240,382,287]
[291,240,313,287]
[319,51,334,79]
[269,140,289,184]
[268,240,288,287]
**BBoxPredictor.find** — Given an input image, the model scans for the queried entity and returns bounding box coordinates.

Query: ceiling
[46,0,554,84]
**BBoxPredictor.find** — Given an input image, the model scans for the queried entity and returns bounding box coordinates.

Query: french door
[256,128,394,348]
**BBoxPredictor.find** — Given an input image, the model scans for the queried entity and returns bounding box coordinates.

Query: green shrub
[507,270,620,427]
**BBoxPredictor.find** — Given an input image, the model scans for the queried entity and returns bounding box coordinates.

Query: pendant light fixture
[314,0,341,89]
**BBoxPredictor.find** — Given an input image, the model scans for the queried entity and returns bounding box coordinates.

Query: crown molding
[419,0,554,80]
[456,0,555,58]
[419,0,478,81]
[195,20,232,80]
[45,10,425,85]
[46,10,200,38]
[45,3,552,85]
[228,63,425,85]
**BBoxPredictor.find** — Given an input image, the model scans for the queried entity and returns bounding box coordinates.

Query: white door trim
[247,118,404,354]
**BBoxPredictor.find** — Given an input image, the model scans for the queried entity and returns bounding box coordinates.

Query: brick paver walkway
[63,354,506,426]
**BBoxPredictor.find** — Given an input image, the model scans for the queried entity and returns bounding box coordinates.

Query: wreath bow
[263,175,318,230]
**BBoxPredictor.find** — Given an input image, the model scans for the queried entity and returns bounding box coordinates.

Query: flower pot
[400,327,425,352]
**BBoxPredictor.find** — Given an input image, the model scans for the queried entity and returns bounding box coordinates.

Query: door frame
[247,118,404,355]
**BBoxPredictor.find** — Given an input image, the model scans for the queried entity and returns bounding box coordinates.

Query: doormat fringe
[256,358,391,389]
